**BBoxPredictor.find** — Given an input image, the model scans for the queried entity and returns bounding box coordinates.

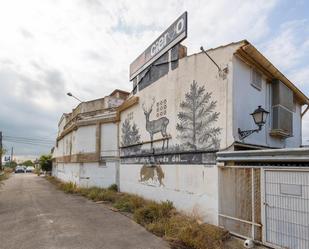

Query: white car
[26,166,35,173]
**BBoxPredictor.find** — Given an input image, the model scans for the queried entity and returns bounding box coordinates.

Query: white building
[118,39,309,248]
[51,15,309,247]
[52,89,129,188]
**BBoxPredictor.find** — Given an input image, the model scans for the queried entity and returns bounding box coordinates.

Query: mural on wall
[121,80,221,164]
[142,97,170,150]
[140,164,165,187]
[177,81,221,150]
[121,116,142,154]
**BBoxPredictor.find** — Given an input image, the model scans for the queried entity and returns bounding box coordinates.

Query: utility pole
[0,131,2,171]
[10,147,14,165]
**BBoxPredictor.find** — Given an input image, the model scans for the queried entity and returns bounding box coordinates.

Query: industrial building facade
[52,12,309,249]
[52,90,128,188]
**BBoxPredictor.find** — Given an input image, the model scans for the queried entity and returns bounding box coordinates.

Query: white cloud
[261,19,309,72]
[6,0,309,155]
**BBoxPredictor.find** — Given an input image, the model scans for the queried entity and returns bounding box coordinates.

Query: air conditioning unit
[270,105,292,137]
[270,80,293,138]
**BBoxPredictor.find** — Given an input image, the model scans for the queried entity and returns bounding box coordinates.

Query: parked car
[15,166,25,173]
[26,166,35,173]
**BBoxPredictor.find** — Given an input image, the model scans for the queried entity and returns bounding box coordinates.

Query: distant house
[52,89,129,188]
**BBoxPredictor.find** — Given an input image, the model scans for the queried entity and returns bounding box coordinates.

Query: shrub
[133,200,174,225]
[85,187,119,202]
[86,187,102,200]
[107,184,118,192]
[98,190,119,202]
[113,194,146,212]
[164,215,228,249]
[60,182,78,194]
[0,171,9,185]
[45,176,229,249]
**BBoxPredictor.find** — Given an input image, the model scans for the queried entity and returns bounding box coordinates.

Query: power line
[3,135,54,143]
[2,139,53,147]
[3,138,54,145]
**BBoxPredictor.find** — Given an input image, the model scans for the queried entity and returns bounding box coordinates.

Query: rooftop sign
[129,11,187,80]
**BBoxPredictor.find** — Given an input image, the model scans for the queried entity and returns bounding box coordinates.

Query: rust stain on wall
[140,165,165,186]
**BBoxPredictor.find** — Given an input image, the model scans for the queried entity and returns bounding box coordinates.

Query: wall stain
[140,165,165,187]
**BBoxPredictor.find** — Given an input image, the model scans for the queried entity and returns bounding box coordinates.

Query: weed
[133,200,174,225]
[113,194,146,212]
[60,182,78,194]
[107,184,118,192]
[46,176,228,249]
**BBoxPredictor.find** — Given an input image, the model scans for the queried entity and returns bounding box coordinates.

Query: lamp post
[238,106,269,140]
[67,92,83,103]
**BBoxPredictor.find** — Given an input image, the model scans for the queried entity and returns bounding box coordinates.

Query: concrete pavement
[0,174,169,249]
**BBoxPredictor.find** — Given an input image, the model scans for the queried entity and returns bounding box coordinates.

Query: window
[251,68,262,90]
[99,160,107,167]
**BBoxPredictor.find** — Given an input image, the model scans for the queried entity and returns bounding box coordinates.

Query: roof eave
[235,42,309,105]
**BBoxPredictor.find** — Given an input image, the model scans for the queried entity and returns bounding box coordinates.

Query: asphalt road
[0,174,169,249]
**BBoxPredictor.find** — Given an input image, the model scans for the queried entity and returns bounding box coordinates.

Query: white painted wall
[118,45,242,226]
[101,123,118,157]
[120,164,219,224]
[120,44,239,152]
[75,126,96,153]
[233,57,302,148]
[52,161,118,188]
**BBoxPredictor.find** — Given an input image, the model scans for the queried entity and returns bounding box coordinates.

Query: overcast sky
[0,0,309,157]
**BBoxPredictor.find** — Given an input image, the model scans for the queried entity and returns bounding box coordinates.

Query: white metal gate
[263,170,309,249]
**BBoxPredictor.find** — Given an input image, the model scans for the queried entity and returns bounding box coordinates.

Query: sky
[0,0,309,157]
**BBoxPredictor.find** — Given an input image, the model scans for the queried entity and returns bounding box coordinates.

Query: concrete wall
[101,123,118,157]
[119,164,219,224]
[120,45,239,153]
[233,57,302,148]
[53,120,119,188]
[118,44,240,224]
[53,161,118,188]
[76,126,96,153]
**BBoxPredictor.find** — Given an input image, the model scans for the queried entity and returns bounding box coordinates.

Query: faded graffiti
[140,165,164,186]
[142,97,169,150]
[177,81,221,150]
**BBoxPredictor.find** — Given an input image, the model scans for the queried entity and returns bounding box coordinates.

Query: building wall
[118,44,242,224]
[76,126,96,153]
[120,45,239,153]
[53,119,119,188]
[233,57,302,148]
[53,161,118,188]
[120,164,219,224]
[101,123,118,157]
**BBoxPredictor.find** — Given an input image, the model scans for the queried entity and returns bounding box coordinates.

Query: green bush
[107,184,118,192]
[113,194,146,212]
[60,182,77,194]
[86,187,102,200]
[133,200,174,225]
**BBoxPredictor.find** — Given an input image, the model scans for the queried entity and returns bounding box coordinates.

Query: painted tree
[130,123,141,145]
[121,119,141,146]
[176,81,221,150]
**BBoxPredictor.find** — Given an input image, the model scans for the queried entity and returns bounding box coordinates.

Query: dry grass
[0,170,11,187]
[46,176,228,249]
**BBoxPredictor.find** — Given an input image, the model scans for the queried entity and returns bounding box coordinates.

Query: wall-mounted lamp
[238,106,269,140]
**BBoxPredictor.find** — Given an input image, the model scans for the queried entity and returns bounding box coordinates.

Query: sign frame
[129,11,187,80]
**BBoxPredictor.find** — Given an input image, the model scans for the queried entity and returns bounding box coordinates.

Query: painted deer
[142,98,169,150]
